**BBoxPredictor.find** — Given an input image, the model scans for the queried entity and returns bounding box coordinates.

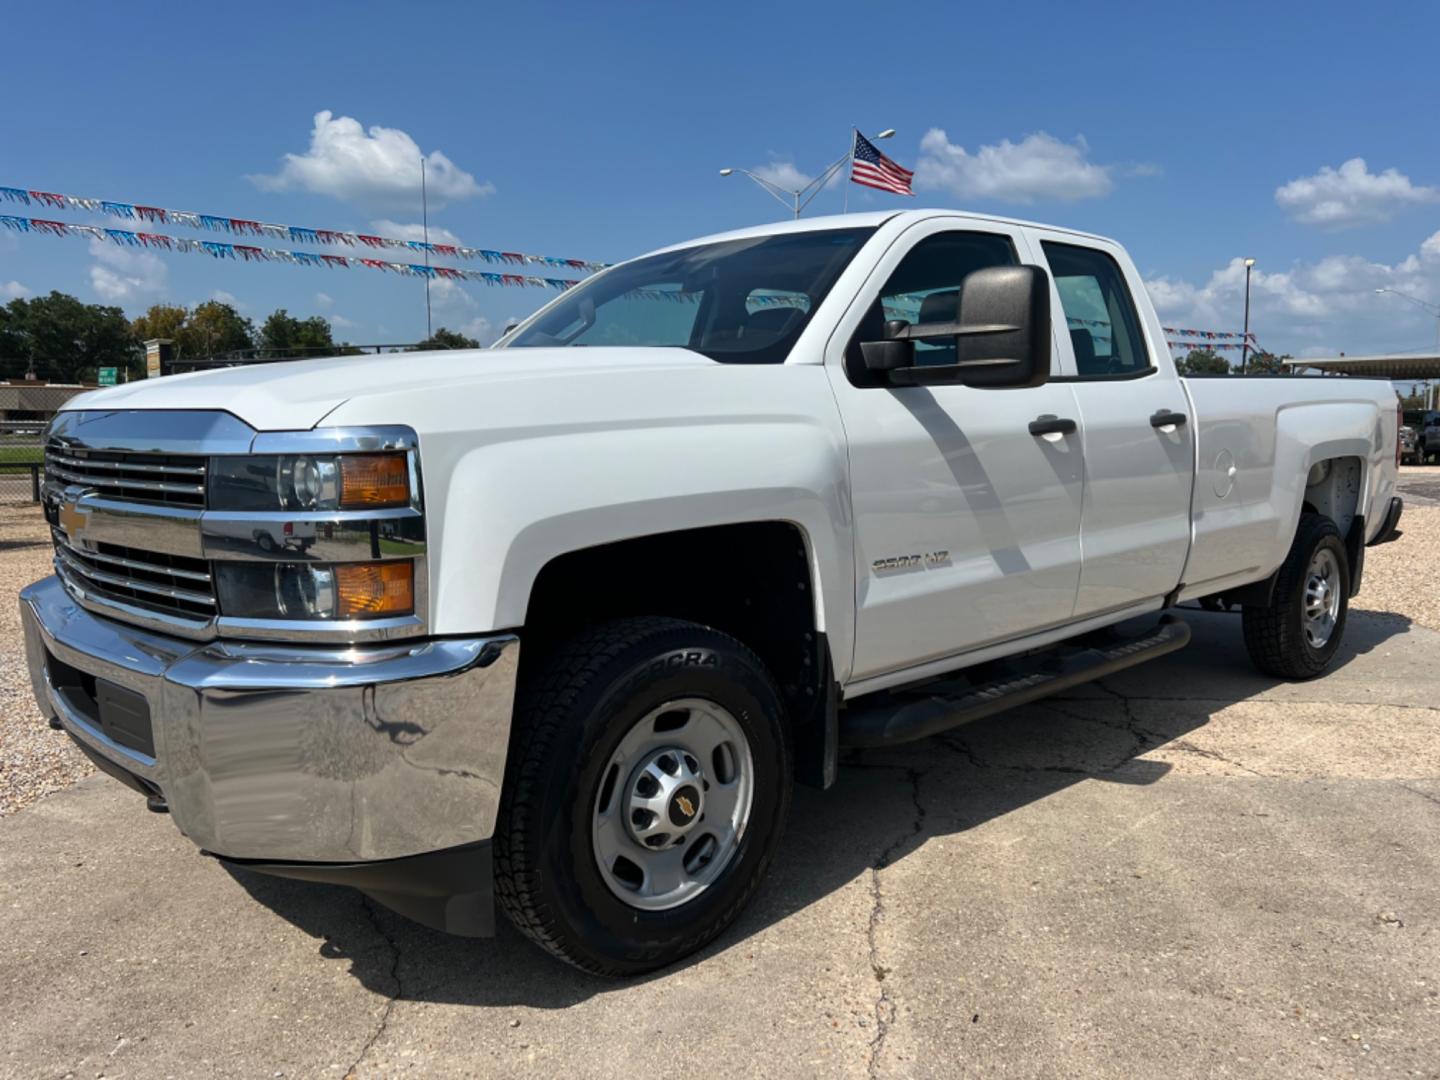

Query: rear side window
[1042,241,1152,378]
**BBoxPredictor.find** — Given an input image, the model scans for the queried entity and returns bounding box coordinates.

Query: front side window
[504,228,875,364]
[1041,241,1152,378]
[845,230,1018,383]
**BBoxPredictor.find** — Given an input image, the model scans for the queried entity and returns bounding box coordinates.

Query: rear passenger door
[1028,232,1195,618]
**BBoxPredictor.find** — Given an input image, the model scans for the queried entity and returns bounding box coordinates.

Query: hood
[63,347,715,430]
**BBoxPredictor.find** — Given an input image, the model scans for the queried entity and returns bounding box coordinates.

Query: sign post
[98,367,117,386]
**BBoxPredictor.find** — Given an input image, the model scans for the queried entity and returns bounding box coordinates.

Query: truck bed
[1177,375,1398,602]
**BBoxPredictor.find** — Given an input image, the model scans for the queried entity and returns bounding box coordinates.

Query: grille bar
[45,442,208,508]
[47,465,205,498]
[55,546,216,608]
[66,541,212,583]
[47,452,206,477]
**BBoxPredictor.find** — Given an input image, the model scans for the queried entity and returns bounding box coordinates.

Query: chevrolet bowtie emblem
[57,501,87,540]
[675,795,695,819]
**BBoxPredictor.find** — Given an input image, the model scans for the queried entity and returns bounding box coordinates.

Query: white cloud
[750,160,812,192]
[209,289,244,309]
[915,129,1117,203]
[328,313,356,329]
[313,291,334,309]
[1275,158,1440,228]
[744,156,845,197]
[1144,231,1440,355]
[459,316,494,344]
[0,280,29,301]
[249,110,493,208]
[87,238,168,307]
[368,219,463,246]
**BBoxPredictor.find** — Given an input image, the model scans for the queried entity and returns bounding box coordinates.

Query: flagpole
[843,128,856,214]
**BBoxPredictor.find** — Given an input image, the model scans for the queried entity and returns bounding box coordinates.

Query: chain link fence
[0,384,92,503]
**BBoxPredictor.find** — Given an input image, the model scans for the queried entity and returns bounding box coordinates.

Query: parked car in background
[1411,409,1440,464]
[22,209,1404,976]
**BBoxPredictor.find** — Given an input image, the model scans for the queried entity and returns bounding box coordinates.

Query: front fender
[319,363,857,680]
[434,421,853,676]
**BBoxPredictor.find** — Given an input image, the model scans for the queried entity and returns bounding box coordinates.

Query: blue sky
[3,0,1439,359]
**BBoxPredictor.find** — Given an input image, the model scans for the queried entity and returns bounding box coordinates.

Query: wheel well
[522,523,831,764]
[1303,456,1362,537]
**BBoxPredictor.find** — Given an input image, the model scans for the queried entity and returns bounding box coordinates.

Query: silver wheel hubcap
[592,697,754,911]
[1303,547,1342,649]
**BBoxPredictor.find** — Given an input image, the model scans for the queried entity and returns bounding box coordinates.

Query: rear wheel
[1242,513,1350,679]
[494,617,791,976]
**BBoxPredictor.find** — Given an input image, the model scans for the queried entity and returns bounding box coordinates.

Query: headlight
[209,454,411,511]
[216,560,415,621]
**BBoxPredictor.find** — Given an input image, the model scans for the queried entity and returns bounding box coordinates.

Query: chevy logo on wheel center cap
[669,788,699,826]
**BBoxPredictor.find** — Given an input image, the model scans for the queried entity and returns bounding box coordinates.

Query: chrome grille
[52,529,215,621]
[45,442,207,507]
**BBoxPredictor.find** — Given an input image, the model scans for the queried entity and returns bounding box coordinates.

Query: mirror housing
[862,265,1051,389]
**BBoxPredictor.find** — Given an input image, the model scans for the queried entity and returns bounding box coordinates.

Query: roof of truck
[647,209,1114,258]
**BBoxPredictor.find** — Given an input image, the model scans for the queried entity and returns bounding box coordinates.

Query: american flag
[850,132,914,196]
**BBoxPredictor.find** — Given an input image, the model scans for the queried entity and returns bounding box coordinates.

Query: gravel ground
[0,467,1433,820]
[1351,467,1440,631]
[0,504,89,817]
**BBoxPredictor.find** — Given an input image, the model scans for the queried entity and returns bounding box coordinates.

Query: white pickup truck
[21,210,1404,975]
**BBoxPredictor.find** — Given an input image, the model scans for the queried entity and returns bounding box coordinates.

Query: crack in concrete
[858,764,926,1079]
[344,895,404,1080]
[1398,783,1440,811]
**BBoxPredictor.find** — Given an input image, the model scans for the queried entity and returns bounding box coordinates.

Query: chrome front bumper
[20,574,519,863]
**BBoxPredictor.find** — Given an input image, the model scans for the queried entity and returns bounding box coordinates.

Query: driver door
[825,221,1085,685]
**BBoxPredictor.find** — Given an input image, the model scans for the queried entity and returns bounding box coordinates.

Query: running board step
[838,615,1191,748]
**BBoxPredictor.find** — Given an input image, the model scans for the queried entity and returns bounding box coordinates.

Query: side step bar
[839,615,1191,749]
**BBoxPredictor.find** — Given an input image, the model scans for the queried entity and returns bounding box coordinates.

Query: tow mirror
[861,265,1051,389]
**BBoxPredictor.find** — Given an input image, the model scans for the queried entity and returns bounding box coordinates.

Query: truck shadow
[223,607,1413,1007]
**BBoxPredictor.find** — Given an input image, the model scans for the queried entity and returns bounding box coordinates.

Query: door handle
[1151,409,1188,428]
[1029,415,1077,437]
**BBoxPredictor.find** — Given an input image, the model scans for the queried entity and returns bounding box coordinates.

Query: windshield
[503,227,876,363]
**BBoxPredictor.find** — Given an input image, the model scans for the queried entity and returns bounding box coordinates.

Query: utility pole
[1240,257,1255,374]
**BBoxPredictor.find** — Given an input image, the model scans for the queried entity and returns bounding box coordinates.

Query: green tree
[259,309,336,355]
[1176,348,1230,375]
[410,327,481,351]
[1244,350,1289,375]
[131,304,188,344]
[2,291,138,382]
[175,301,254,358]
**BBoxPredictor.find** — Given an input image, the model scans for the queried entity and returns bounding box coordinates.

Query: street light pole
[1374,287,1440,352]
[721,129,896,218]
[1241,257,1255,374]
[1376,287,1440,409]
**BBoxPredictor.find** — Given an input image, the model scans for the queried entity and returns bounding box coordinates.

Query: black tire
[1242,513,1350,679]
[494,617,791,976]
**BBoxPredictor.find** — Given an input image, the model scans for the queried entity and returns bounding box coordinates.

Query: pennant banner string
[0,214,583,292]
[1166,340,1266,352]
[0,185,608,272]
[1163,325,1257,341]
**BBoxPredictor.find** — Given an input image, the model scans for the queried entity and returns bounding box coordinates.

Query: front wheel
[1242,513,1350,679]
[494,617,791,976]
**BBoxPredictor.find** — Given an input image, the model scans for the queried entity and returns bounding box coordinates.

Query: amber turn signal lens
[334,561,414,618]
[339,454,410,509]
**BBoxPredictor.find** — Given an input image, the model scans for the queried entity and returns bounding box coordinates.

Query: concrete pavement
[1,608,1437,1078]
